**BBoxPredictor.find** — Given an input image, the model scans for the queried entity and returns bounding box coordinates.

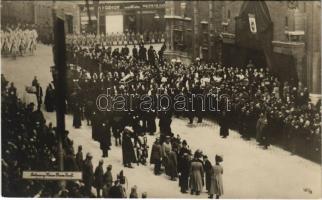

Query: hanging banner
[248,14,257,34]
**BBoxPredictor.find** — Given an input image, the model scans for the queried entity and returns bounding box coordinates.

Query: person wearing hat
[94,160,104,197]
[203,155,213,193]
[99,121,112,158]
[162,136,172,173]
[179,152,190,193]
[150,137,162,175]
[167,146,178,181]
[208,155,224,199]
[103,165,113,197]
[83,153,94,196]
[189,150,204,195]
[76,145,83,171]
[122,128,136,168]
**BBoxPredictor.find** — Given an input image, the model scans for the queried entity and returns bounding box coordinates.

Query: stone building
[220,1,321,96]
[164,1,320,96]
[164,1,224,63]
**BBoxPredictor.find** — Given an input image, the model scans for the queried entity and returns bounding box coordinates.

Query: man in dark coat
[139,44,147,62]
[75,145,83,171]
[150,137,162,175]
[44,83,55,112]
[99,122,111,157]
[167,147,178,181]
[121,45,129,57]
[35,83,43,110]
[103,165,113,197]
[83,153,94,196]
[203,155,212,192]
[94,160,104,197]
[147,45,155,66]
[108,180,126,198]
[179,153,190,193]
[219,111,229,138]
[132,45,138,60]
[122,128,136,168]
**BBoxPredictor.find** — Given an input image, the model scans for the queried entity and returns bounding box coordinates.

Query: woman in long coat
[189,155,204,195]
[208,155,224,199]
[122,129,137,168]
[179,153,190,193]
[167,148,178,181]
[44,83,55,112]
[99,122,111,157]
[219,111,229,138]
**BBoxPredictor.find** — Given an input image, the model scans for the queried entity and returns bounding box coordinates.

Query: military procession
[66,31,165,47]
[1,23,38,58]
[1,0,321,198]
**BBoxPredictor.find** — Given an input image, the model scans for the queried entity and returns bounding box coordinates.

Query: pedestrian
[83,153,94,197]
[167,146,178,181]
[129,185,138,198]
[208,155,224,199]
[99,122,111,158]
[108,180,126,198]
[189,150,204,195]
[122,127,136,168]
[94,159,104,197]
[75,145,83,171]
[44,83,55,112]
[203,155,212,192]
[179,153,190,193]
[102,165,113,197]
[150,137,162,175]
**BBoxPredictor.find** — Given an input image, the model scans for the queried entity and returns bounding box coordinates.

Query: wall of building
[221,1,321,94]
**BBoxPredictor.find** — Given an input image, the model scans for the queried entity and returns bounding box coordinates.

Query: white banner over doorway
[248,14,257,34]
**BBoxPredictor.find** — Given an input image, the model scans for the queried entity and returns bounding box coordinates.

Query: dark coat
[83,159,94,189]
[122,133,137,164]
[44,86,55,112]
[99,123,111,150]
[75,151,83,171]
[94,165,104,189]
[150,143,162,164]
[108,185,125,198]
[204,160,212,191]
[179,157,190,190]
[167,150,178,178]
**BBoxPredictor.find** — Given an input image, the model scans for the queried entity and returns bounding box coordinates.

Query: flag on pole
[248,14,257,34]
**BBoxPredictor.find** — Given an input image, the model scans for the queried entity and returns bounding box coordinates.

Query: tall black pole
[52,5,67,172]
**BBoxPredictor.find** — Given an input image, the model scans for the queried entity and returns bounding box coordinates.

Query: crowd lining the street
[2,36,321,198]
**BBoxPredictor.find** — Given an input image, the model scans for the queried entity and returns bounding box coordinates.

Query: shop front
[78,1,165,35]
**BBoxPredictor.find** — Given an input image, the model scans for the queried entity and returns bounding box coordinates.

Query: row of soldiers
[66,31,165,47]
[1,24,38,57]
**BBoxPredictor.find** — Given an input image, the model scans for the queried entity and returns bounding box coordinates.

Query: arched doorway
[232,1,298,82]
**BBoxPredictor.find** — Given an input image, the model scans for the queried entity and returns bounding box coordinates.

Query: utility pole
[52,0,67,174]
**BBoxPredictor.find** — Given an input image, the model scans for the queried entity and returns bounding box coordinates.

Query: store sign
[248,14,257,34]
[80,2,164,13]
[23,171,82,180]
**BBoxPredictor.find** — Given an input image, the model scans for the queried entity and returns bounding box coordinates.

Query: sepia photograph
[1,0,321,198]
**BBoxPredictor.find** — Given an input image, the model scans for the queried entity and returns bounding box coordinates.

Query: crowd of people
[1,75,149,198]
[2,37,321,197]
[64,41,321,163]
[1,23,38,57]
[66,31,165,47]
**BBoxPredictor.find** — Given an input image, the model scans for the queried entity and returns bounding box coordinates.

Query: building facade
[1,1,165,38]
[164,1,223,63]
[164,1,321,95]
